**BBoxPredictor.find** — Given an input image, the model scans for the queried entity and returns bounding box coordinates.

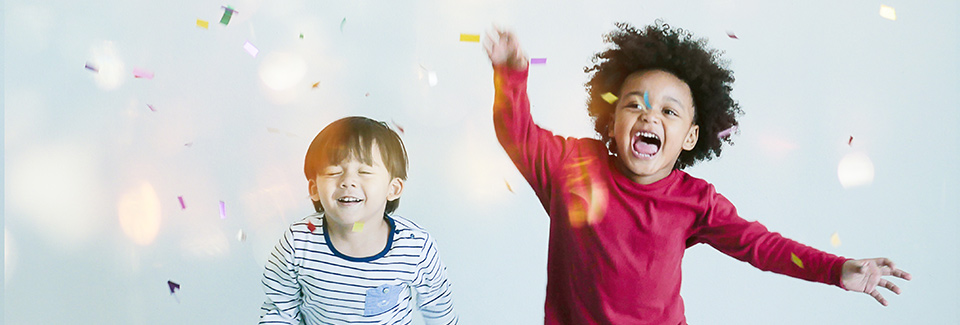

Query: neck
[613,158,673,185]
[327,216,390,258]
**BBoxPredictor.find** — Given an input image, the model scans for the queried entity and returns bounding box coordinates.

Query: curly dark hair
[584,20,742,169]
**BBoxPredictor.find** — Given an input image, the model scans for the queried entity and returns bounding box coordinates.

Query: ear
[308,177,320,202]
[682,124,699,151]
[386,178,404,201]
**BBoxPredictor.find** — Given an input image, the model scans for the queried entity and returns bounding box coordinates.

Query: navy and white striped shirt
[260,214,458,325]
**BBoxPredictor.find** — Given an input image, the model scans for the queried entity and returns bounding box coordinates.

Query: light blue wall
[5,0,958,323]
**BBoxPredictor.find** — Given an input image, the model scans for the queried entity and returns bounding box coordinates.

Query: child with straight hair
[485,21,911,324]
[260,116,458,325]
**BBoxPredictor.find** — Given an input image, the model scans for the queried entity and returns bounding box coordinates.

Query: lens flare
[117,182,163,245]
[258,51,307,91]
[837,152,875,188]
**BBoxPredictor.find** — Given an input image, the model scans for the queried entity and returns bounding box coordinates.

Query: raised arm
[259,227,302,324]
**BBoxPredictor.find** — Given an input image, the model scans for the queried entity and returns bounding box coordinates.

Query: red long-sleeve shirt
[492,65,849,325]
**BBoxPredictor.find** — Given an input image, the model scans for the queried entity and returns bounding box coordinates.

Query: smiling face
[309,142,403,226]
[608,69,699,184]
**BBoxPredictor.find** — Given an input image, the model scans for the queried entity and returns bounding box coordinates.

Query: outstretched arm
[840,258,912,306]
[484,27,528,70]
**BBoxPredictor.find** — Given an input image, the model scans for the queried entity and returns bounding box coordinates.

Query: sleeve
[492,64,573,200]
[687,189,851,288]
[413,234,458,325]
[259,226,303,325]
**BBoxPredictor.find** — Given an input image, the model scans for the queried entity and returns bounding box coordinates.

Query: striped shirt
[260,214,458,325]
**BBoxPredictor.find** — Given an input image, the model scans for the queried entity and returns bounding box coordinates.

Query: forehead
[621,70,693,106]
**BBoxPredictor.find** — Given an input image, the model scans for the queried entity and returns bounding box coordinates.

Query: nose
[339,175,358,188]
[639,108,661,124]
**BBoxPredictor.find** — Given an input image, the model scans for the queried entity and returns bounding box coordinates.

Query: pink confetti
[178,196,186,210]
[133,68,154,79]
[391,120,405,134]
[726,30,739,39]
[243,41,259,57]
[848,136,853,146]
[717,125,738,139]
[219,200,226,219]
[84,63,99,72]
[147,104,156,112]
[307,221,316,232]
[530,58,547,64]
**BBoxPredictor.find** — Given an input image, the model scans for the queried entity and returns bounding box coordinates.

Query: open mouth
[337,196,363,204]
[632,131,661,158]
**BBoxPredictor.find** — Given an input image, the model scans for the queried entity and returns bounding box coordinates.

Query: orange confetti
[791,253,804,268]
[307,221,316,232]
[505,179,514,193]
[312,81,320,89]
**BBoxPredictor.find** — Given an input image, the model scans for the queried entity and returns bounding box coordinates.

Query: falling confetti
[365,92,370,97]
[352,222,364,232]
[530,58,547,64]
[505,179,514,193]
[391,120,405,134]
[220,6,238,25]
[879,5,896,21]
[340,17,346,33]
[717,125,738,139]
[84,62,99,72]
[184,142,194,147]
[791,253,804,269]
[196,19,209,29]
[133,68,154,79]
[219,201,226,219]
[312,81,320,89]
[168,280,180,294]
[459,33,481,42]
[848,136,853,146]
[307,220,317,232]
[147,104,156,112]
[643,90,651,110]
[830,232,841,248]
[726,30,738,39]
[299,33,304,39]
[237,229,246,242]
[243,41,259,57]
[601,92,618,104]
[178,196,186,210]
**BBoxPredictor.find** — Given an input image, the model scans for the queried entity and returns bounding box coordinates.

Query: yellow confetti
[196,19,209,29]
[830,232,841,248]
[879,5,896,21]
[601,92,618,104]
[459,33,480,42]
[505,179,514,193]
[791,253,804,269]
[352,222,364,232]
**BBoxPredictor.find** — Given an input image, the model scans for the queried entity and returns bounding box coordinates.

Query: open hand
[483,27,528,70]
[840,258,912,306]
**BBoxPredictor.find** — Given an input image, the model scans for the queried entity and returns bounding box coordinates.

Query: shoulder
[670,170,722,201]
[390,215,432,242]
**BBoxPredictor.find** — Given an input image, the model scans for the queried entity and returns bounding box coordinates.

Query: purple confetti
[84,63,99,72]
[717,125,738,139]
[219,201,226,219]
[147,104,156,112]
[243,41,259,57]
[167,280,180,294]
[133,68,154,79]
[178,196,186,209]
[530,58,547,64]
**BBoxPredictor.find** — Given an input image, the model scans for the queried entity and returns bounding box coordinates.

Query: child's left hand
[840,258,912,306]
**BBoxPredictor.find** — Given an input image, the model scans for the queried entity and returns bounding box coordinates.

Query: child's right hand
[484,27,528,70]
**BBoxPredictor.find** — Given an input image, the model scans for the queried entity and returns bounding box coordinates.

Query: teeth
[634,131,660,140]
[338,197,362,203]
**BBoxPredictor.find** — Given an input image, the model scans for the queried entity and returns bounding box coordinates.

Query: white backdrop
[4,0,959,324]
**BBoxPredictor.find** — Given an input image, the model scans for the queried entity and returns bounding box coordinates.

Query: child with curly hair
[485,21,911,324]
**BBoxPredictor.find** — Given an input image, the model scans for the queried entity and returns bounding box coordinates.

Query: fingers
[869,289,889,306]
[873,257,912,280]
[877,279,901,295]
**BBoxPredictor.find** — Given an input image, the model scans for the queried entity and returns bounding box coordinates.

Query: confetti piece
[178,196,186,210]
[133,68,154,79]
[147,104,156,112]
[830,232,841,248]
[84,62,99,72]
[717,125,738,139]
[196,19,209,29]
[184,142,193,147]
[237,229,246,242]
[167,280,180,294]
[791,253,804,268]
[726,30,738,39]
[505,179,514,193]
[879,5,896,21]
[307,221,316,232]
[299,33,304,39]
[340,17,346,33]
[312,81,320,89]
[243,41,259,57]
[601,92,618,104]
[365,92,370,97]
[459,33,480,42]
[391,120,404,134]
[220,6,237,25]
[643,90,651,110]
[848,136,853,146]
[352,222,364,232]
[219,201,226,219]
[530,58,547,64]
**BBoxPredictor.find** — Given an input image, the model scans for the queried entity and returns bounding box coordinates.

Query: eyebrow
[622,92,689,109]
